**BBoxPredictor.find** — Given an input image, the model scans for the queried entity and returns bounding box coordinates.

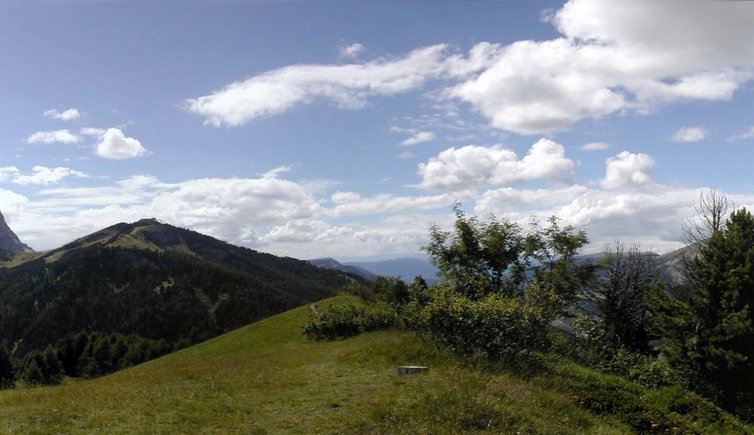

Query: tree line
[0,331,172,387]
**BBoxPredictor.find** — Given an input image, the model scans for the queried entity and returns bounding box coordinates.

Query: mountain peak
[0,211,33,252]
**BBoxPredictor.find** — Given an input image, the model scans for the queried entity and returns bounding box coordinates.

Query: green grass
[0,295,750,434]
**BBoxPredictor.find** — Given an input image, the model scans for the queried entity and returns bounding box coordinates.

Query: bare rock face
[0,211,33,252]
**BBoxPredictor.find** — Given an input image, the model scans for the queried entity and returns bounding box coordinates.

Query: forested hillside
[0,218,355,381]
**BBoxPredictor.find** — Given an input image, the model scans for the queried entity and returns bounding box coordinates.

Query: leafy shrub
[303,302,397,340]
[412,285,554,364]
[546,362,749,433]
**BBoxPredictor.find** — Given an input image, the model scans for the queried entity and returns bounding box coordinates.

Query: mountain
[0,218,355,354]
[345,257,439,283]
[308,257,377,280]
[0,211,32,253]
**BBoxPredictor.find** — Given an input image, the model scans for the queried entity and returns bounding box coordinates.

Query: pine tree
[41,345,63,385]
[650,207,754,413]
[19,351,44,386]
[585,243,659,353]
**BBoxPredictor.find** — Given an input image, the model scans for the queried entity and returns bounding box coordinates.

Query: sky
[2,0,754,261]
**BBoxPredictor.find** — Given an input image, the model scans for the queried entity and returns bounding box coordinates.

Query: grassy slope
[0,296,748,434]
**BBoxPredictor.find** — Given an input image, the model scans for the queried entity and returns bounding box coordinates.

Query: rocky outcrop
[0,211,32,252]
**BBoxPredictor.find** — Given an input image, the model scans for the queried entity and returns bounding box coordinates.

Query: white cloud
[0,188,30,219]
[11,166,88,186]
[474,185,695,253]
[44,108,81,121]
[179,1,754,135]
[449,0,754,134]
[580,142,609,151]
[728,126,754,141]
[417,138,574,191]
[185,43,501,127]
[672,126,707,143]
[261,213,451,261]
[328,191,469,217]
[27,129,79,144]
[400,131,436,146]
[601,151,654,189]
[450,39,627,134]
[260,165,293,178]
[0,166,20,182]
[6,162,754,261]
[148,176,321,243]
[340,43,365,59]
[80,127,106,137]
[94,128,149,160]
[262,219,334,243]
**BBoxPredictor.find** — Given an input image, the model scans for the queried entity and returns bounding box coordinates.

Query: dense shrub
[303,302,397,340]
[412,285,554,364]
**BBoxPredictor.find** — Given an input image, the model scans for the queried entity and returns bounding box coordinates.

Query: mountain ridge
[0,218,356,354]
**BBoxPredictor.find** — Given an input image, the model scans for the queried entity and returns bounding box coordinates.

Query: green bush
[413,285,553,364]
[303,302,397,340]
[546,362,749,433]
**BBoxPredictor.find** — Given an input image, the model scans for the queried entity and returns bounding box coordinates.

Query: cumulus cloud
[450,0,754,134]
[417,138,574,191]
[27,129,79,144]
[601,151,654,189]
[339,43,365,59]
[400,131,436,146]
[0,188,30,219]
[185,43,502,127]
[148,176,321,243]
[474,185,699,253]
[94,128,149,160]
[11,166,88,186]
[44,108,81,121]
[672,126,707,143]
[581,142,609,151]
[4,168,324,250]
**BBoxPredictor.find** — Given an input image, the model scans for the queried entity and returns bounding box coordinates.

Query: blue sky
[2,0,754,260]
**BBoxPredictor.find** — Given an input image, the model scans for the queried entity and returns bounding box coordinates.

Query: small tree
[19,351,44,386]
[650,204,754,413]
[527,216,593,307]
[584,243,659,353]
[426,205,525,299]
[41,345,63,384]
[420,207,591,365]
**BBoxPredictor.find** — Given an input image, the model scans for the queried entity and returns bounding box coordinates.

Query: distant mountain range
[308,257,439,283]
[0,218,356,354]
[310,247,693,287]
